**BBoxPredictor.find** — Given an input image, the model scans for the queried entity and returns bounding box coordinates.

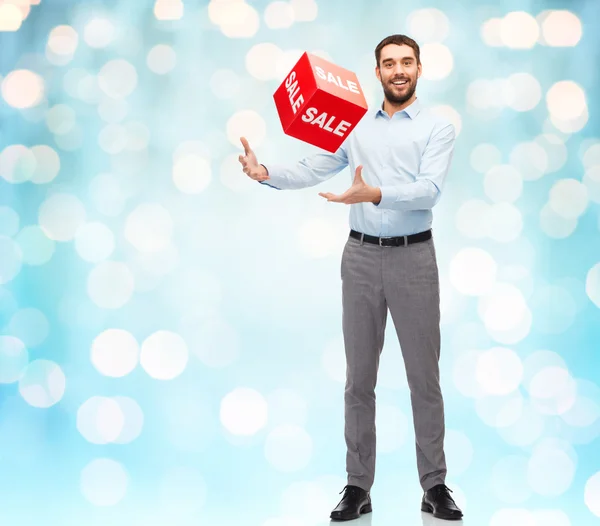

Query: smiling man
[238,34,462,522]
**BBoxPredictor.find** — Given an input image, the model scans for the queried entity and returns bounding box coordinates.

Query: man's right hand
[239,137,270,182]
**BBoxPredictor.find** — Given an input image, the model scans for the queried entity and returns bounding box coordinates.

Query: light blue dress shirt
[261,98,456,237]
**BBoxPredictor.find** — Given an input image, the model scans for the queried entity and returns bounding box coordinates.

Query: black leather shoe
[330,485,372,521]
[421,484,463,520]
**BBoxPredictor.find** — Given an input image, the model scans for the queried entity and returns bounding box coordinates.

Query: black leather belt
[350,229,432,247]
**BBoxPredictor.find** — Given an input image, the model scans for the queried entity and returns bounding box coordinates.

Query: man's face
[376,44,421,105]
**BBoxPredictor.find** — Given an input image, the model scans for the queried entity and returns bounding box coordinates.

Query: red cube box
[273,52,369,153]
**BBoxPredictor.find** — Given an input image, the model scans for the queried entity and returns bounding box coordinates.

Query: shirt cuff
[259,164,282,189]
[374,185,399,208]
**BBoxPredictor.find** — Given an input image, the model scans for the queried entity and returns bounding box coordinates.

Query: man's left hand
[319,165,381,205]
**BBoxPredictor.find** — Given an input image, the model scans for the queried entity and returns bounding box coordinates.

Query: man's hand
[319,165,381,205]
[239,137,270,182]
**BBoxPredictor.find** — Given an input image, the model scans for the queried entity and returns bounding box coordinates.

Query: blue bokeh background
[1,1,600,525]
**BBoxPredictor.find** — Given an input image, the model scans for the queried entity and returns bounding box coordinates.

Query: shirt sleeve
[259,144,348,190]
[375,122,456,210]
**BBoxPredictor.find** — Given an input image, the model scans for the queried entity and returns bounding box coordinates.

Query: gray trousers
[340,231,447,492]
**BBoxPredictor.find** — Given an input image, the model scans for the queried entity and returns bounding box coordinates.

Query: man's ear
[417,63,422,79]
[375,66,381,82]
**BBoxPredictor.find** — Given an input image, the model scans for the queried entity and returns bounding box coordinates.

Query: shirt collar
[375,98,421,120]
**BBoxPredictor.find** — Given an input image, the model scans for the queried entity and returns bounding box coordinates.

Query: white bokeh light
[154,0,183,20]
[485,203,523,243]
[478,282,530,333]
[38,193,86,241]
[484,165,523,203]
[98,123,127,154]
[125,203,173,252]
[546,81,586,121]
[75,222,115,263]
[582,142,600,169]
[1,69,44,109]
[265,425,313,472]
[97,98,129,123]
[407,8,450,42]
[91,329,139,378]
[505,73,541,111]
[178,311,239,368]
[147,44,177,75]
[586,262,600,308]
[430,105,462,135]
[227,110,267,148]
[420,43,453,80]
[15,226,55,266]
[172,154,212,194]
[87,261,135,309]
[510,142,548,181]
[476,390,523,428]
[77,396,125,444]
[84,17,115,48]
[540,203,578,239]
[1,144,36,183]
[30,145,61,184]
[500,11,539,49]
[476,347,523,395]
[289,0,318,22]
[548,179,588,219]
[527,439,576,497]
[0,3,23,31]
[46,104,77,135]
[245,43,284,81]
[19,359,66,408]
[80,458,128,507]
[455,200,490,239]
[47,25,79,56]
[0,335,28,384]
[481,18,502,47]
[220,387,268,436]
[470,143,502,173]
[449,248,497,296]
[583,166,600,203]
[528,366,577,415]
[585,472,600,518]
[98,59,138,99]
[540,10,582,47]
[47,25,79,60]
[140,331,188,380]
[497,400,545,446]
[210,1,260,38]
[112,396,144,444]
[264,1,294,29]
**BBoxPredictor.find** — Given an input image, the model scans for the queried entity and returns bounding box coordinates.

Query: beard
[381,75,417,105]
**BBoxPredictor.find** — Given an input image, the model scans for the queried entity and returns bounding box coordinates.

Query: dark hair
[375,34,420,67]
